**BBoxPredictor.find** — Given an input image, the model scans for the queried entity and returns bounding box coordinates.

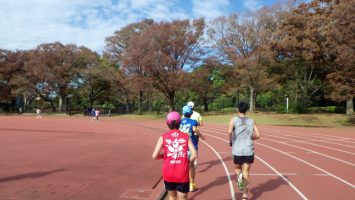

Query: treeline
[0,0,354,115]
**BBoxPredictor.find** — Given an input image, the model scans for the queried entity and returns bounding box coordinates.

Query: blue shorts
[164,181,189,193]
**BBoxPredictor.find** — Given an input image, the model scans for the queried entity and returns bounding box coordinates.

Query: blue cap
[182,105,192,115]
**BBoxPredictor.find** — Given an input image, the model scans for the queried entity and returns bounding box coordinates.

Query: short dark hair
[184,113,192,118]
[167,120,180,130]
[237,102,249,113]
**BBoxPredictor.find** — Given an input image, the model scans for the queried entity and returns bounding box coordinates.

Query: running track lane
[201,123,355,200]
[0,116,165,200]
[133,121,309,200]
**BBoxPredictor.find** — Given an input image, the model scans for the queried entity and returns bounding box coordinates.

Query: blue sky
[0,0,290,53]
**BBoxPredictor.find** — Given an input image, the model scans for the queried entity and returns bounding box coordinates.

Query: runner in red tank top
[152,111,197,200]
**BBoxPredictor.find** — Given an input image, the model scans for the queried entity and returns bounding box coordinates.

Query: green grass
[203,113,354,127]
[14,112,355,127]
[103,112,354,127]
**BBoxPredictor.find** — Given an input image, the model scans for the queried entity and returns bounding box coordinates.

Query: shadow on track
[248,176,289,200]
[0,169,67,183]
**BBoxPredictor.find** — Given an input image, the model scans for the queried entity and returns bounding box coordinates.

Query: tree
[273,1,334,111]
[322,0,355,114]
[208,10,277,113]
[77,58,112,111]
[0,50,25,111]
[104,19,154,113]
[124,19,205,111]
[25,42,97,112]
[189,59,229,112]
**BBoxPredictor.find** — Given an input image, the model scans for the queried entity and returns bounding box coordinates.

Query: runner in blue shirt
[179,105,205,192]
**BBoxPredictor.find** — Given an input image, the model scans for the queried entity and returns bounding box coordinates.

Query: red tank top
[162,129,189,183]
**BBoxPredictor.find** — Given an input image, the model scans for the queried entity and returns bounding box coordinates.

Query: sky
[0,0,289,53]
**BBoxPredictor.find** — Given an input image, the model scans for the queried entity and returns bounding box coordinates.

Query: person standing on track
[180,106,205,192]
[228,102,261,200]
[187,101,203,126]
[152,111,197,200]
[95,109,100,120]
[186,101,203,167]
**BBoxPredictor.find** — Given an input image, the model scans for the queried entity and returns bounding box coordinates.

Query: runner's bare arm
[252,124,261,140]
[152,136,163,160]
[188,139,197,162]
[228,117,234,144]
[193,126,205,140]
[199,117,204,126]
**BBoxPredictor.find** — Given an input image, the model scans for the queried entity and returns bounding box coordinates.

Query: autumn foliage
[0,0,353,114]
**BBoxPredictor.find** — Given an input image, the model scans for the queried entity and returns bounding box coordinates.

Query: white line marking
[229,173,298,176]
[203,128,355,189]
[261,137,355,166]
[268,132,355,150]
[203,132,308,200]
[261,128,355,142]
[200,140,236,200]
[314,174,330,176]
[256,142,355,189]
[203,128,355,167]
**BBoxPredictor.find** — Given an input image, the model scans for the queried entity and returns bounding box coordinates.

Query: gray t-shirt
[231,116,254,156]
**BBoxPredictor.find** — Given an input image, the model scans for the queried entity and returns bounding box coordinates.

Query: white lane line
[260,128,355,142]
[203,126,355,143]
[203,132,308,200]
[266,134,355,155]
[229,173,298,176]
[202,128,355,167]
[269,132,355,149]
[256,155,308,200]
[203,128,355,189]
[139,124,236,200]
[200,140,236,200]
[261,137,355,167]
[256,142,355,189]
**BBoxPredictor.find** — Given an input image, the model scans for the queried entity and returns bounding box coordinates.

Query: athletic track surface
[0,115,354,200]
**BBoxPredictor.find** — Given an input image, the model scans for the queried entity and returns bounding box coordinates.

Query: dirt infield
[1,115,354,200]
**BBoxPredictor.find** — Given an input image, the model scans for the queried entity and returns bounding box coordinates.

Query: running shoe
[237,173,245,190]
[189,182,197,192]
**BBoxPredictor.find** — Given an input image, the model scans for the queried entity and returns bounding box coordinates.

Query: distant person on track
[152,111,197,200]
[179,106,205,192]
[228,102,261,200]
[91,108,95,120]
[186,101,203,126]
[36,108,42,118]
[95,109,100,120]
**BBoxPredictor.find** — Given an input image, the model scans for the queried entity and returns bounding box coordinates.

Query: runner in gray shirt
[228,102,261,200]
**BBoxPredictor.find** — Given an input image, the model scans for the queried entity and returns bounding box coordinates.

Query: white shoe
[237,174,245,190]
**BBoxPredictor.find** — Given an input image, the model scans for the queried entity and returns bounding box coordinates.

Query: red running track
[0,115,354,200]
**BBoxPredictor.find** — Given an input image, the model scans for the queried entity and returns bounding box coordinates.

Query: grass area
[7,112,354,127]
[108,112,354,127]
[203,113,355,127]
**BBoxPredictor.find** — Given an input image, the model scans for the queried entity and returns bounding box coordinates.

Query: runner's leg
[167,190,177,200]
[242,163,251,198]
[177,191,188,200]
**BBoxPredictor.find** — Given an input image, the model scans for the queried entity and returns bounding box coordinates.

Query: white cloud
[0,0,189,53]
[243,0,263,11]
[192,0,229,19]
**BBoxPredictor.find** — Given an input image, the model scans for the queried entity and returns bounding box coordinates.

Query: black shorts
[164,181,189,193]
[233,155,254,165]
